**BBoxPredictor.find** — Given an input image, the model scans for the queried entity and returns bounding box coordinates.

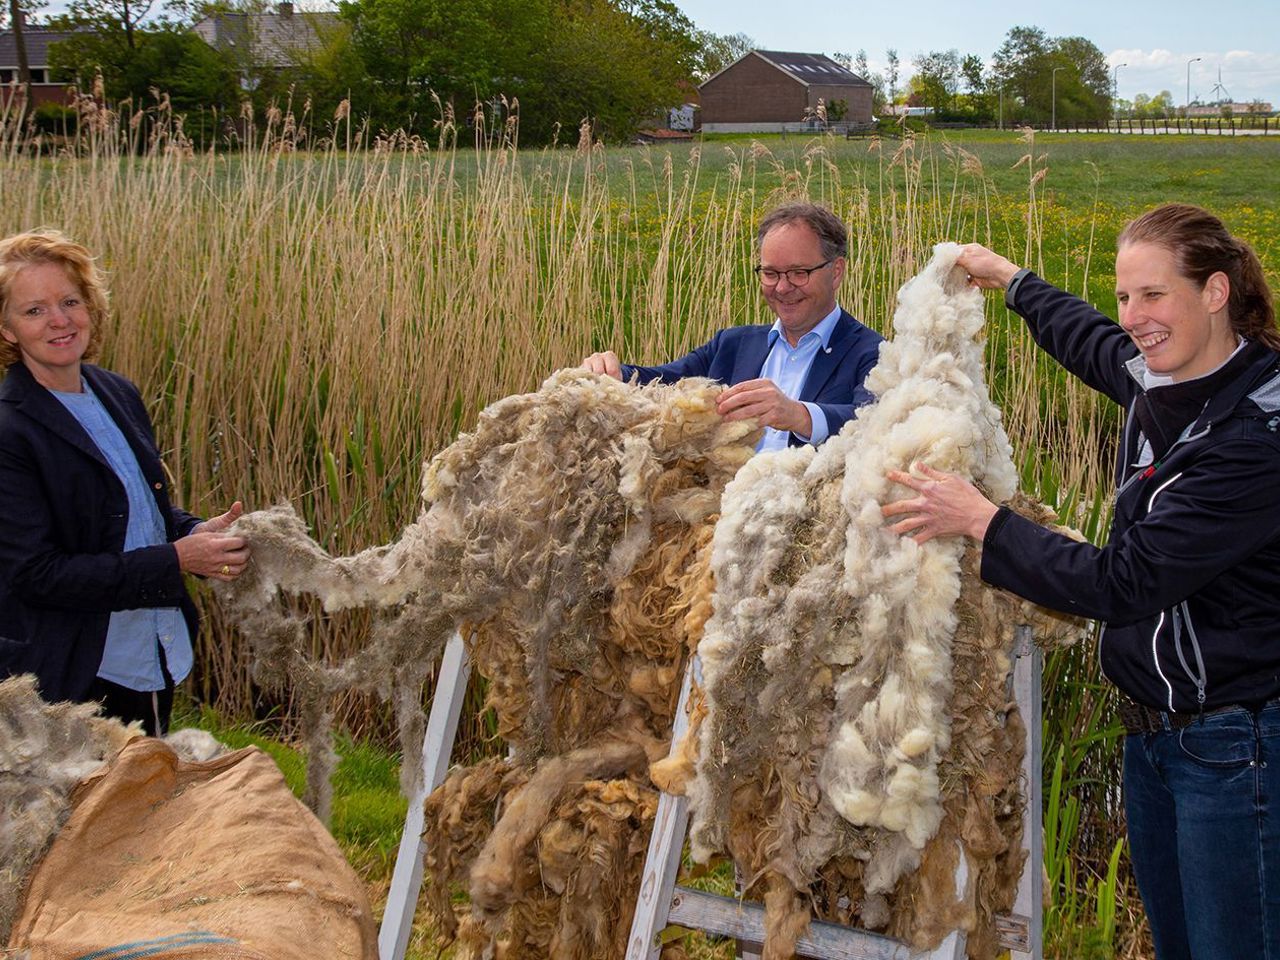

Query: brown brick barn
[699,50,874,133]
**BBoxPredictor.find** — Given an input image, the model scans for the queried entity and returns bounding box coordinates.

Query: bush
[31,102,77,136]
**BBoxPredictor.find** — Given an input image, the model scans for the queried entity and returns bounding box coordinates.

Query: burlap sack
[8,738,377,960]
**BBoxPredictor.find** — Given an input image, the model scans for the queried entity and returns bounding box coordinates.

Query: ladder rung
[666,886,914,960]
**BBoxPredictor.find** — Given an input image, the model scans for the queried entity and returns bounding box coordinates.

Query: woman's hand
[582,351,623,379]
[192,500,243,536]
[179,501,249,580]
[881,463,999,544]
[955,244,1022,291]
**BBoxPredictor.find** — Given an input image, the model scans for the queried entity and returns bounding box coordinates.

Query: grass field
[5,111,1280,959]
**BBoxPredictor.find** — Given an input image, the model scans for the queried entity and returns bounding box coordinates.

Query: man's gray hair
[756,202,848,261]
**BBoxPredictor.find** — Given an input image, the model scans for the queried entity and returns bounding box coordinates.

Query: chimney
[277,2,293,15]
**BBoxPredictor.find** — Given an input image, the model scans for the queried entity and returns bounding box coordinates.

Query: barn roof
[701,50,872,89]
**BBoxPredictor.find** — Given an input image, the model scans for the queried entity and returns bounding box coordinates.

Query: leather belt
[1118,695,1274,735]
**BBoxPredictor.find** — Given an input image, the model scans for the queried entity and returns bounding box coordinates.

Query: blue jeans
[1124,702,1280,960]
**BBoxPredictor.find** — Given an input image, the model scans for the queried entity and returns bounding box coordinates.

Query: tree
[48,26,239,111]
[911,48,960,115]
[961,54,984,96]
[338,0,702,142]
[3,0,47,108]
[991,24,1048,116]
[528,0,701,141]
[991,25,1110,122]
[1130,89,1172,119]
[696,29,753,80]
[55,0,157,51]
[855,48,885,113]
[46,0,240,114]
[1052,35,1110,118]
[884,47,899,106]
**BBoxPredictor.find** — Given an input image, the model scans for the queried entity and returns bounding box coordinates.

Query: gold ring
[221,564,231,576]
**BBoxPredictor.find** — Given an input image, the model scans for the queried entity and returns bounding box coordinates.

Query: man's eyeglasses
[754,260,832,287]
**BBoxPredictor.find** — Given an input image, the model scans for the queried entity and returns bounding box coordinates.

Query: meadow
[4,102,1279,958]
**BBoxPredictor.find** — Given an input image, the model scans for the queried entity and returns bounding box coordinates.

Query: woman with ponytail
[883,204,1280,959]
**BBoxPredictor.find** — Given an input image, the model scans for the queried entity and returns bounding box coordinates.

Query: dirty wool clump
[217,370,756,955]
[0,676,135,942]
[674,244,1082,959]
[0,676,230,942]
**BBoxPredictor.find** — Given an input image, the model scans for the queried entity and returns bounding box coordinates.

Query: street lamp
[1186,56,1202,113]
[1112,62,1127,124]
[1051,66,1065,130]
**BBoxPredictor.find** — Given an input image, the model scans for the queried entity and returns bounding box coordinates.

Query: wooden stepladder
[377,628,1043,960]
[625,626,1043,960]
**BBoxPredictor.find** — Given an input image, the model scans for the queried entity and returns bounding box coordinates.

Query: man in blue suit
[583,202,883,451]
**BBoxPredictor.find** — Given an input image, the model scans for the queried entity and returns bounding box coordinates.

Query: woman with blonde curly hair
[0,229,248,734]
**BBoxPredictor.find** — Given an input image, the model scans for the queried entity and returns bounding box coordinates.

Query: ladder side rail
[378,630,473,960]
[626,657,699,960]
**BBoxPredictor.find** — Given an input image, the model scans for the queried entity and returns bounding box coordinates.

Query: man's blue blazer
[619,310,883,444]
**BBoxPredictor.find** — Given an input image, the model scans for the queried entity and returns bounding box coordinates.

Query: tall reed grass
[1,95,1133,954]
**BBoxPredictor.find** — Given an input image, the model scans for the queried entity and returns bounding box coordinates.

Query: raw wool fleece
[0,676,228,942]
[680,243,1082,958]
[218,370,756,820]
[216,370,756,956]
[0,676,135,942]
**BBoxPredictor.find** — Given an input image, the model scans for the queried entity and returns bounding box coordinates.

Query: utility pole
[1186,56,1201,115]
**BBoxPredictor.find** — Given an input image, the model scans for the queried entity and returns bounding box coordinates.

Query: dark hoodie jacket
[980,272,1280,713]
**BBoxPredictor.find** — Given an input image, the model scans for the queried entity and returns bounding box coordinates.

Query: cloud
[1108,48,1279,103]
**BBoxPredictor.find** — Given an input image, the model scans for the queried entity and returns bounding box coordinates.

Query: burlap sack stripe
[74,931,239,960]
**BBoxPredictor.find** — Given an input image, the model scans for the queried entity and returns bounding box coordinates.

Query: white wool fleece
[688,243,1019,893]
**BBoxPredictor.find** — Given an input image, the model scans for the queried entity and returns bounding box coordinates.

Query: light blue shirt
[52,382,192,691]
[755,304,842,452]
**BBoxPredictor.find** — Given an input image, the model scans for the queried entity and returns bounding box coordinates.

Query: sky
[675,0,1280,106]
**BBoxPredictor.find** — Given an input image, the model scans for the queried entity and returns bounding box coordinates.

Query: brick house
[699,51,873,133]
[0,24,77,109]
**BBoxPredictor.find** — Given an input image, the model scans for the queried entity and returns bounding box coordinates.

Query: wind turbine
[1210,67,1230,104]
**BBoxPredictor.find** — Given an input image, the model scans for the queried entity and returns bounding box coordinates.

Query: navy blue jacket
[0,362,201,704]
[981,273,1280,712]
[620,310,883,445]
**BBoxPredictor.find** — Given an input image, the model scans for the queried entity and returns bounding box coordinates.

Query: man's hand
[582,351,623,380]
[716,378,812,437]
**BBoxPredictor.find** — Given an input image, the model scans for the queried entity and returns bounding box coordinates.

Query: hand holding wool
[177,504,250,581]
[192,500,244,536]
[955,243,1021,291]
[882,463,999,544]
[581,350,623,379]
[716,377,812,437]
